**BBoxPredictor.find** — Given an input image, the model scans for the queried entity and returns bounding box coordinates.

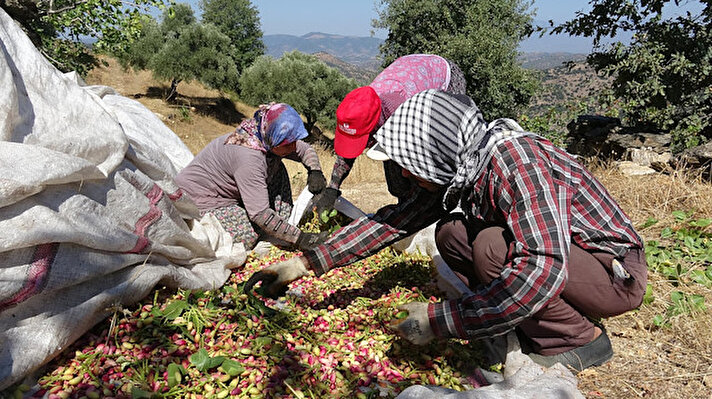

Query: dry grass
[578,163,712,398]
[86,58,712,398]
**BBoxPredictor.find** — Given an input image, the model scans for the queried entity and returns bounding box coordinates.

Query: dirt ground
[86,58,712,398]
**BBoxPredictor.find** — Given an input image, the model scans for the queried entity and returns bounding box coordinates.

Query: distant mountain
[311,52,378,85]
[263,32,383,70]
[528,61,609,114]
[518,52,587,70]
[262,32,587,72]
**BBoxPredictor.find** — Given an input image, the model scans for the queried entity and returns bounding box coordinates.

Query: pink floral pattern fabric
[369,54,451,102]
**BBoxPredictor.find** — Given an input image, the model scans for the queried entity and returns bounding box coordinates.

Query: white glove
[389,302,435,345]
[244,257,309,299]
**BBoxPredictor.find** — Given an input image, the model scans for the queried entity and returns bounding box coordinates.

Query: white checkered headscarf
[374,89,532,212]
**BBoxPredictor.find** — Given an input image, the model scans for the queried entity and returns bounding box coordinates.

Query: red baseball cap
[334,86,382,158]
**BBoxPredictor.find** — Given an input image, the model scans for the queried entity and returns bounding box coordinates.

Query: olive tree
[239,51,358,133]
[200,0,264,74]
[373,0,540,120]
[119,4,240,100]
[550,0,712,150]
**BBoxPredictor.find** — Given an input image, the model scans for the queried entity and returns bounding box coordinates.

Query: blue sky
[248,0,593,37]
[183,0,702,54]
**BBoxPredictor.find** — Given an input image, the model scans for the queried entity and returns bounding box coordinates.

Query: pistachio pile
[27,247,485,399]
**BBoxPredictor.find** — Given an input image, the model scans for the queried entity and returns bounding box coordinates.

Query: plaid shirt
[305,135,643,341]
[429,136,643,340]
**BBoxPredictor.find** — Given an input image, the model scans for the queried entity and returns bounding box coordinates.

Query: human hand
[389,302,435,345]
[307,170,327,194]
[244,257,310,299]
[312,187,340,215]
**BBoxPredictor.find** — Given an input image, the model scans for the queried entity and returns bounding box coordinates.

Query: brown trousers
[434,214,647,355]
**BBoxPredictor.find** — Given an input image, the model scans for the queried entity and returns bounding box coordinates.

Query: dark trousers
[434,214,647,355]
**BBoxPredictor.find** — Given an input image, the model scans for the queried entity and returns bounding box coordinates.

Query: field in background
[85,58,712,398]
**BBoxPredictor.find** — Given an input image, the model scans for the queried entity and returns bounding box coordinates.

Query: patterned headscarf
[374,89,535,215]
[225,103,308,152]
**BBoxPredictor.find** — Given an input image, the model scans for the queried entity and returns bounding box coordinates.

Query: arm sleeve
[327,156,355,190]
[429,146,570,340]
[283,140,321,172]
[232,152,271,219]
[302,187,447,276]
[251,208,302,245]
[233,152,302,245]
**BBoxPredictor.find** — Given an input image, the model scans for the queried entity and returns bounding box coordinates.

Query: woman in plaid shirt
[247,90,647,372]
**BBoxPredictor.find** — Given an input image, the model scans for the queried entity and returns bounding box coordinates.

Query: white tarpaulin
[0,9,246,390]
[394,332,585,399]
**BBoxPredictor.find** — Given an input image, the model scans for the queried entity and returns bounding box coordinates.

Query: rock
[565,115,672,164]
[627,148,672,171]
[674,140,712,175]
[567,115,622,140]
[616,161,657,176]
[607,132,671,152]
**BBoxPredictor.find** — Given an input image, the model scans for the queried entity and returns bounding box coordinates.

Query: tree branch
[47,0,90,15]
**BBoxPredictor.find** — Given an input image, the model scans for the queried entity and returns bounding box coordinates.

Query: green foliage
[372,0,540,120]
[166,363,186,387]
[3,0,169,76]
[151,22,240,90]
[550,0,712,151]
[519,98,602,147]
[200,0,265,73]
[162,2,196,35]
[189,348,226,372]
[652,291,706,328]
[151,289,221,338]
[519,111,568,147]
[301,208,350,235]
[119,16,164,70]
[643,211,712,326]
[120,3,247,98]
[645,211,712,286]
[239,51,358,132]
[178,105,193,122]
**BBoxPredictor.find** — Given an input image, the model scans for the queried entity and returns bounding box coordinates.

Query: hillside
[311,51,378,84]
[529,61,610,114]
[518,52,587,70]
[263,32,588,72]
[263,32,382,69]
[262,32,602,116]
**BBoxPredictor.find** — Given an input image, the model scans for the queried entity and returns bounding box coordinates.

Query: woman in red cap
[312,54,467,213]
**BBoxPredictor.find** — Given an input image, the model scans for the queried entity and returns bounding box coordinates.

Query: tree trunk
[305,116,316,135]
[166,78,181,102]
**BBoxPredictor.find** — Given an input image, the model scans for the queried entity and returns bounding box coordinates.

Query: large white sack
[0,9,244,390]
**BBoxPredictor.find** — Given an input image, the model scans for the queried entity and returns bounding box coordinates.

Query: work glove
[312,187,340,215]
[307,170,327,194]
[389,302,435,345]
[244,257,310,299]
[295,230,329,252]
